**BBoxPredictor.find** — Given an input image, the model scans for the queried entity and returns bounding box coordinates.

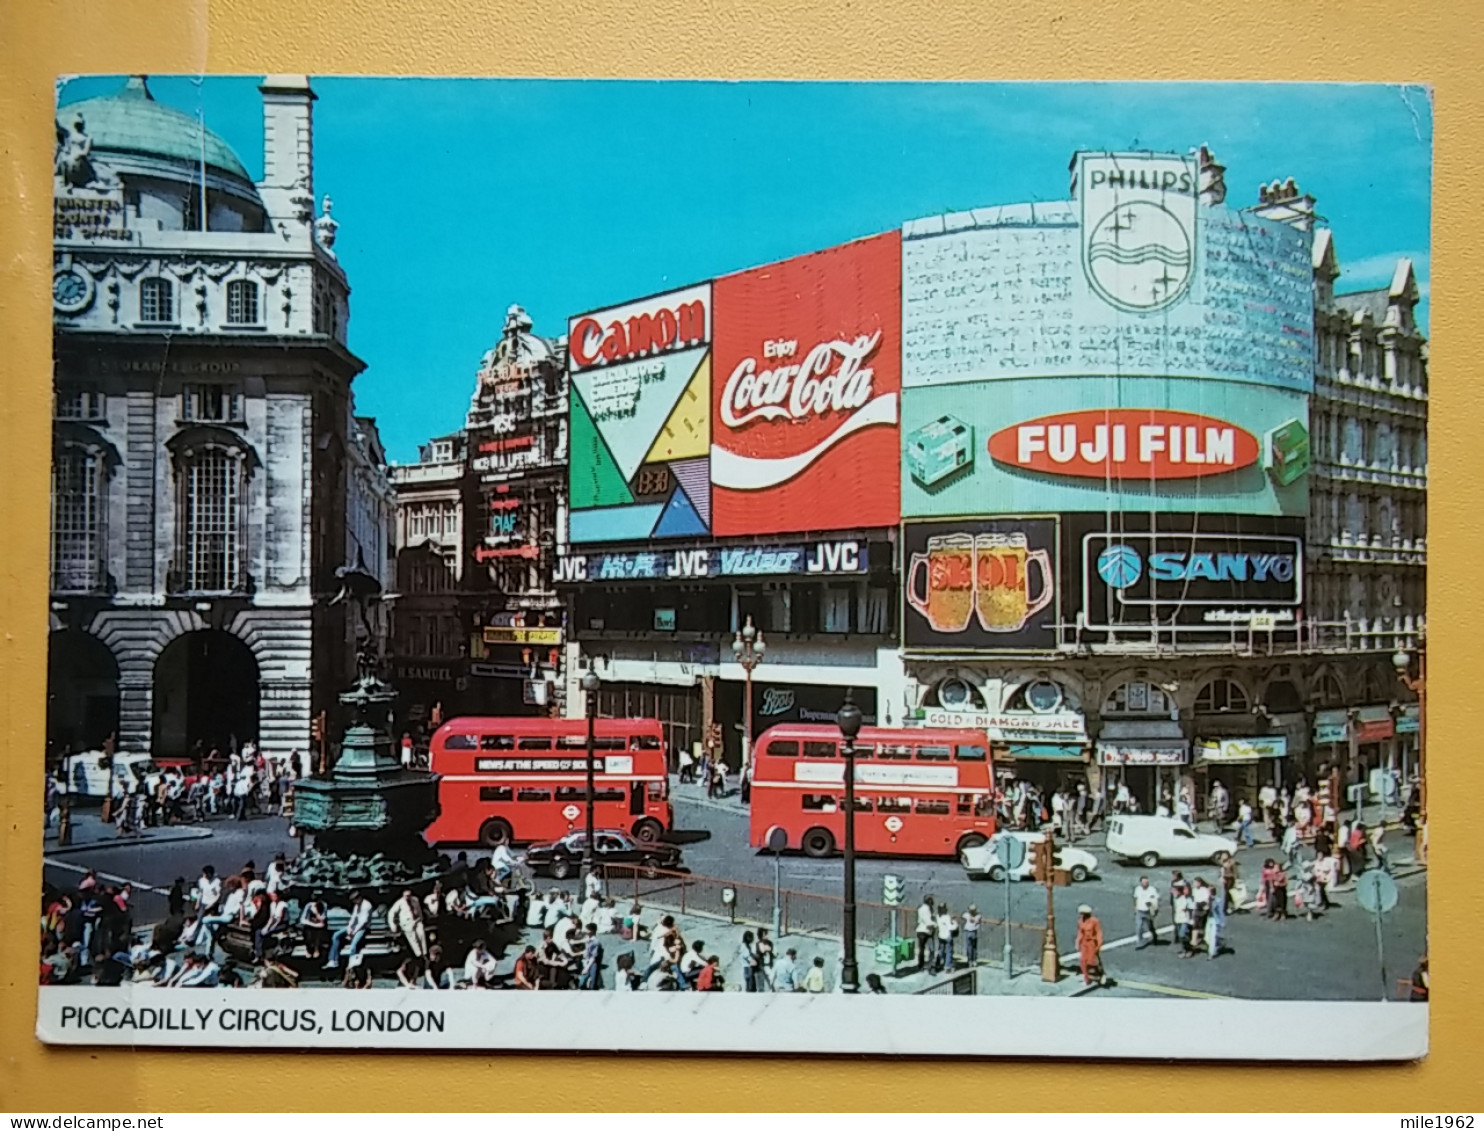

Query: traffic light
[310,712,324,743]
[882,874,905,906]
[431,702,444,727]
[1030,837,1054,883]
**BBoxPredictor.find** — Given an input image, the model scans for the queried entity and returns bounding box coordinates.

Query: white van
[1105,815,1237,868]
[57,751,157,800]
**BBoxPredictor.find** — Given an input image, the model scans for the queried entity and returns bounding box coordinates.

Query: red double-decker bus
[748,724,996,858]
[424,716,672,848]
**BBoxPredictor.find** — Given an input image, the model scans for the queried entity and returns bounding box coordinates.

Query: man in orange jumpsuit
[1076,904,1106,987]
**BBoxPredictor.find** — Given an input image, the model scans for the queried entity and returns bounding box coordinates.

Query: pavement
[39,786,1427,1001]
[42,817,214,855]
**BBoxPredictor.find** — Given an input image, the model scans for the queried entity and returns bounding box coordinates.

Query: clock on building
[52,267,94,314]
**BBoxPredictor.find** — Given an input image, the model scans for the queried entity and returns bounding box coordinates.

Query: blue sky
[59,77,1433,463]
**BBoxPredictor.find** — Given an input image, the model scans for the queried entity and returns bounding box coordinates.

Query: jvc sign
[1076,522,1303,634]
[554,539,869,584]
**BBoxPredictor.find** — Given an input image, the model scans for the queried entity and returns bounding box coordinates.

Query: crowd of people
[911,896,983,974]
[38,838,891,994]
[44,741,307,837]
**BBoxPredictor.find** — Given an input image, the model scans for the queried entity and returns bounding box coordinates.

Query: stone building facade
[389,304,570,730]
[47,75,380,763]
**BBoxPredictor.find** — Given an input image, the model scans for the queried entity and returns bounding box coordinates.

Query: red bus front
[424,716,672,847]
[748,724,996,859]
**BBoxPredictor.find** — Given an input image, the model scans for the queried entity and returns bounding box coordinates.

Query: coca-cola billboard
[711,232,902,536]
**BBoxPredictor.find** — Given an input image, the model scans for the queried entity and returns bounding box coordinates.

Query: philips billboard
[899,151,1314,519]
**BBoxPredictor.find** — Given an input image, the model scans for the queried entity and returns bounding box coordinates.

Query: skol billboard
[1063,512,1305,638]
[567,283,714,544]
[900,151,1314,519]
[901,516,1059,651]
[711,232,902,537]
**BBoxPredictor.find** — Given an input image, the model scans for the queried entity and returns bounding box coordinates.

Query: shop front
[1312,708,1349,781]
[1193,735,1287,811]
[1394,704,1421,799]
[1354,705,1399,805]
[1094,719,1188,813]
[598,680,707,770]
[391,659,465,739]
[720,681,880,771]
[919,707,1091,795]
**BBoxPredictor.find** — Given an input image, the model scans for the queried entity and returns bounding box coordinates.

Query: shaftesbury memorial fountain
[222,567,463,975]
[285,650,454,903]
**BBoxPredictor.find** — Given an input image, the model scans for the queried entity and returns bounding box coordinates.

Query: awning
[1396,704,1421,735]
[1355,705,1395,742]
[1098,719,1185,741]
[997,743,1088,762]
[1097,740,1188,766]
[1313,709,1349,744]
[1197,736,1288,763]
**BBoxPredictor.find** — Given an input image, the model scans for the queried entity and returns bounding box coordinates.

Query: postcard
[36,75,1429,1058]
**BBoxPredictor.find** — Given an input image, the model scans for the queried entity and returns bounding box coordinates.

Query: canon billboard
[567,283,715,544]
[711,232,902,537]
[900,151,1313,520]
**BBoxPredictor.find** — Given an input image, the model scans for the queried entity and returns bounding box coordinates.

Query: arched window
[226,279,259,325]
[1261,680,1304,715]
[1314,672,1345,708]
[1194,678,1249,714]
[179,447,244,592]
[52,446,105,592]
[1103,680,1173,716]
[1363,667,1393,703]
[140,277,174,323]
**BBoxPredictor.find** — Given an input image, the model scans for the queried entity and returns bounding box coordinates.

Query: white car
[1105,815,1237,869]
[56,751,156,800]
[961,830,1100,883]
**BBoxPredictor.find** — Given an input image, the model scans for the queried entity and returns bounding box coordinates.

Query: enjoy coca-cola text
[720,330,883,429]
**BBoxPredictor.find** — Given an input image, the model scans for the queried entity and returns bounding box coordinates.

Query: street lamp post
[837,690,863,994]
[1392,645,1427,825]
[581,670,601,881]
[732,615,766,794]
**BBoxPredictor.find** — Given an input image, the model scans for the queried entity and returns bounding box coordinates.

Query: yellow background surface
[2,0,1480,1110]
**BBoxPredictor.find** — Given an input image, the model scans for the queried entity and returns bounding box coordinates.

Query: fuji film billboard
[900,153,1313,519]
[710,232,902,537]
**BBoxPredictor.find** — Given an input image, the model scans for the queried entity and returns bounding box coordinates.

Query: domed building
[49,75,391,766]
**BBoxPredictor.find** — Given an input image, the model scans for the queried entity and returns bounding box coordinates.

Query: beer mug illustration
[974,532,1053,633]
[906,533,975,634]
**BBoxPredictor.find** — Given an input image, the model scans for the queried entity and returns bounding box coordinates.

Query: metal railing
[1050,618,1424,659]
[915,968,979,995]
[599,864,1046,954]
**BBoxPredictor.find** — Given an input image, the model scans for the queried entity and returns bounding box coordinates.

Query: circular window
[1023,680,1064,714]
[938,678,973,709]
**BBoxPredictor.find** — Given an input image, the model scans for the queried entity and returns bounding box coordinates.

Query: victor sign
[989,409,1259,480]
[711,232,902,536]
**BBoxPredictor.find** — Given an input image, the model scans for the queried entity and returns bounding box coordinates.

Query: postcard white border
[36,987,1426,1060]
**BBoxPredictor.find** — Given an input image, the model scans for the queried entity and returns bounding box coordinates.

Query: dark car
[524,829,681,880]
